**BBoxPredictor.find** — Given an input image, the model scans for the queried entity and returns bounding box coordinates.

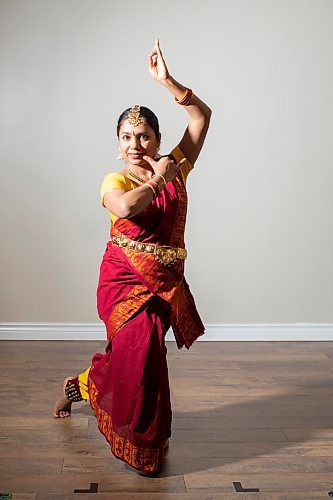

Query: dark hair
[117,106,160,140]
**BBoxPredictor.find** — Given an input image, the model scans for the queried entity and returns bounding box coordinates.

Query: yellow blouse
[100,145,193,222]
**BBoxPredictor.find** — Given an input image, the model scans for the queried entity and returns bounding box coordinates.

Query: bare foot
[53,377,73,418]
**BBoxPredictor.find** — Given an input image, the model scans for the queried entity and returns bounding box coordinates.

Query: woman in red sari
[53,38,211,475]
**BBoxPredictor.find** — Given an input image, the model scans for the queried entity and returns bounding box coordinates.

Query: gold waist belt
[111,234,187,267]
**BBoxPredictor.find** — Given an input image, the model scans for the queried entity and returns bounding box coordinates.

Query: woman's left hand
[148,38,170,82]
[143,154,186,183]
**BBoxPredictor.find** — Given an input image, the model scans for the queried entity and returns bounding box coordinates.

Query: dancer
[53,38,211,475]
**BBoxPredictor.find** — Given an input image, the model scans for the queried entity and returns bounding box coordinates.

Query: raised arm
[149,38,212,166]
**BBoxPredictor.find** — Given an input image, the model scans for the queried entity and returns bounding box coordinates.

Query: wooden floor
[1,341,333,499]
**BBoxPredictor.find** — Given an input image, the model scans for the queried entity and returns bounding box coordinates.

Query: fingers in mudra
[143,155,187,182]
[149,52,157,67]
[149,37,169,81]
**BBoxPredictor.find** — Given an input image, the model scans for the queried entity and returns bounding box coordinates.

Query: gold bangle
[175,88,193,106]
[146,182,157,199]
[175,88,188,103]
[148,179,161,195]
[153,173,167,187]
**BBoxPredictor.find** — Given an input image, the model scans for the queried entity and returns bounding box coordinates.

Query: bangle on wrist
[153,173,167,187]
[175,88,193,106]
[148,179,160,192]
[146,181,158,199]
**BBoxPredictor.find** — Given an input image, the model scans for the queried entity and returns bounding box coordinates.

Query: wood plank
[161,453,333,474]
[173,352,329,362]
[165,440,333,458]
[62,455,333,475]
[0,438,111,458]
[169,371,333,383]
[0,417,89,429]
[171,415,333,429]
[3,438,333,460]
[211,401,333,417]
[34,493,332,500]
[0,427,91,443]
[37,495,230,500]
[283,428,333,441]
[170,428,288,443]
[3,495,36,500]
[184,472,333,493]
[0,473,186,493]
[172,385,333,397]
[0,457,63,474]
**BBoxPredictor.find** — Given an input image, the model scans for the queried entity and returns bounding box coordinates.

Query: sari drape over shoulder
[88,153,205,473]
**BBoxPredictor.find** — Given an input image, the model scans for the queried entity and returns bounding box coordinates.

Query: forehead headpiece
[127,104,143,127]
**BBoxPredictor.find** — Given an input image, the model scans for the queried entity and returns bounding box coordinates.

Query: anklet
[65,378,83,402]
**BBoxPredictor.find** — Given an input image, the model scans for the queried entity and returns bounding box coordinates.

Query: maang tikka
[127,104,142,126]
[117,105,143,159]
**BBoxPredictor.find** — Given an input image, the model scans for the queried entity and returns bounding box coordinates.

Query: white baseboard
[1,323,333,341]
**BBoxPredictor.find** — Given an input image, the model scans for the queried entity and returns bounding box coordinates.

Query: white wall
[1,0,333,325]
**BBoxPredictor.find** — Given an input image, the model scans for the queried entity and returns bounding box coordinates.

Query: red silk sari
[88,169,205,473]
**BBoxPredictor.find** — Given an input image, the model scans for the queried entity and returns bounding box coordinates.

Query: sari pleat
[89,297,172,473]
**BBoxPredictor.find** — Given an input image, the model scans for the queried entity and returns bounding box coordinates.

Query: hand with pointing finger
[148,38,170,83]
[143,155,187,183]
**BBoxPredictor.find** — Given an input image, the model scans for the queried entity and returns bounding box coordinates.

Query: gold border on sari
[88,376,165,473]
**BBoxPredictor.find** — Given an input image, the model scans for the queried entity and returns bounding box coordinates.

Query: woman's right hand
[143,155,187,183]
[148,38,170,83]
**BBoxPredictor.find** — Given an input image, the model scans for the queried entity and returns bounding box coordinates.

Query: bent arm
[149,38,211,167]
[161,76,212,166]
[103,185,156,219]
[149,38,212,165]
[103,157,185,218]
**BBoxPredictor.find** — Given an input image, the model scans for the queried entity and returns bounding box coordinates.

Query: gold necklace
[128,168,147,184]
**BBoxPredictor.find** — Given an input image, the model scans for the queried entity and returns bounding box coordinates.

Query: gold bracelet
[153,173,167,187]
[175,88,193,106]
[175,88,188,103]
[146,182,157,199]
[148,179,160,193]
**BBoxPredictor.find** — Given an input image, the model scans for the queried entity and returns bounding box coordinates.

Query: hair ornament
[128,104,142,126]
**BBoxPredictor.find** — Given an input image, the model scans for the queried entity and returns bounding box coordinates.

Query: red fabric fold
[89,170,205,472]
[89,297,172,473]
